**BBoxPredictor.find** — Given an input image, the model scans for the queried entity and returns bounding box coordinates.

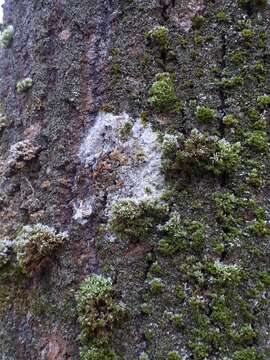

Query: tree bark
[0,0,269,359]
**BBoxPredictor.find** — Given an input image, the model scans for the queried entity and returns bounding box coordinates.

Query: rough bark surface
[0,0,270,359]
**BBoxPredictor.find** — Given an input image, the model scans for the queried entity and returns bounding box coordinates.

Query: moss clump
[230,51,246,66]
[14,224,67,274]
[167,351,182,360]
[257,94,270,108]
[76,275,126,344]
[233,347,260,360]
[145,26,169,51]
[188,342,209,360]
[218,75,244,89]
[16,78,33,94]
[140,303,153,315]
[216,11,230,23]
[247,168,262,188]
[223,114,237,127]
[148,278,165,295]
[119,122,132,139]
[80,345,117,360]
[241,28,255,41]
[230,324,258,345]
[210,139,242,176]
[148,73,177,113]
[196,106,216,123]
[163,129,241,176]
[259,271,270,286]
[158,214,187,256]
[110,199,168,242]
[248,219,269,237]
[0,25,14,48]
[245,130,268,152]
[192,15,205,29]
[188,221,205,253]
[205,260,244,286]
[170,313,184,330]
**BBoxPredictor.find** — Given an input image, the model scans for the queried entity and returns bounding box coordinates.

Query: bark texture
[0,0,270,359]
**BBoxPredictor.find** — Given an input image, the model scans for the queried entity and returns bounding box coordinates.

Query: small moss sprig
[0,25,14,48]
[196,106,216,123]
[16,78,33,94]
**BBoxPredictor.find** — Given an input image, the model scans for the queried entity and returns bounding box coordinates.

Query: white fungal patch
[75,112,164,222]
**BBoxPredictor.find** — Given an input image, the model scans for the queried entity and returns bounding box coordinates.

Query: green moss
[254,60,265,75]
[80,345,117,360]
[216,11,230,23]
[175,287,186,302]
[170,313,184,330]
[187,221,205,253]
[192,15,205,29]
[248,219,269,237]
[119,122,132,139]
[158,215,187,256]
[223,114,238,127]
[211,295,232,327]
[148,73,177,113]
[163,130,241,176]
[140,111,149,126]
[16,78,33,94]
[148,278,165,295]
[247,168,262,188]
[259,271,270,286]
[0,25,14,48]
[76,275,126,344]
[206,260,244,286]
[145,25,169,51]
[257,94,270,108]
[110,199,168,242]
[218,75,244,89]
[230,324,258,345]
[194,35,203,47]
[196,106,216,123]
[143,329,154,342]
[241,28,255,41]
[245,130,268,152]
[233,347,260,360]
[140,303,153,315]
[167,351,182,360]
[188,342,209,360]
[208,139,241,176]
[230,51,246,66]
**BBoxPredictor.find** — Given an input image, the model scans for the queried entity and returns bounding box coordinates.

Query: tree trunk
[0,0,269,359]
